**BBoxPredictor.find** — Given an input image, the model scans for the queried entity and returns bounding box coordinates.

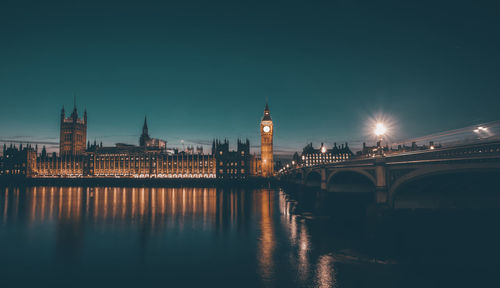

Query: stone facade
[60,106,87,156]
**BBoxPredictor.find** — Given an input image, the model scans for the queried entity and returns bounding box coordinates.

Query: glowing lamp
[374,123,387,137]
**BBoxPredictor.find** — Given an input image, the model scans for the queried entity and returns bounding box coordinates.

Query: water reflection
[0,186,340,287]
[258,190,275,283]
[2,187,223,228]
[314,255,336,288]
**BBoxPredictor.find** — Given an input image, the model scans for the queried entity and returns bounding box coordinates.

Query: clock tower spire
[260,101,274,177]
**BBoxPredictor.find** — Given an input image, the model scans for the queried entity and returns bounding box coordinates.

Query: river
[0,186,499,287]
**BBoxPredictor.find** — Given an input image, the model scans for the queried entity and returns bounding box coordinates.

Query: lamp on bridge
[321,146,327,153]
[374,123,387,138]
[474,126,490,139]
[374,122,387,155]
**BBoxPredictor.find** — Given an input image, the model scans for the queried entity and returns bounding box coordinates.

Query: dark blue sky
[1,0,499,154]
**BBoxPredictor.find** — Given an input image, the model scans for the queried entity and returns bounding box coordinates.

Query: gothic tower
[139,116,151,147]
[260,102,274,176]
[59,103,87,156]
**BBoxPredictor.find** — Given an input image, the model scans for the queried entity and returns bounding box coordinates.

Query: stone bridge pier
[320,168,327,190]
[374,159,388,205]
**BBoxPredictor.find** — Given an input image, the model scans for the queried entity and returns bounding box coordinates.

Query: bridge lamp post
[320,145,327,164]
[474,126,489,139]
[374,123,387,156]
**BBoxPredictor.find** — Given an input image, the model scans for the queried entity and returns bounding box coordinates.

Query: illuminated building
[1,109,263,179]
[260,102,274,176]
[1,144,37,177]
[0,105,271,179]
[212,139,251,179]
[31,116,217,178]
[59,105,87,156]
[300,142,353,166]
[28,149,216,178]
[250,154,262,176]
[139,116,167,150]
[88,152,215,178]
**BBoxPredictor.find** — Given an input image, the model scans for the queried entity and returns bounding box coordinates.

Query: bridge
[279,140,500,209]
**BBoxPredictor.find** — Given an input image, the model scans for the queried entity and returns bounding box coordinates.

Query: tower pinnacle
[262,101,272,121]
[143,116,149,135]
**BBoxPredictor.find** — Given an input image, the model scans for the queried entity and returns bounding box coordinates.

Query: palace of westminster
[0,103,276,179]
[0,102,354,179]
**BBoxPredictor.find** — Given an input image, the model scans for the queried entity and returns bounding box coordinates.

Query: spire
[71,94,78,120]
[61,106,65,121]
[142,116,149,136]
[262,101,272,121]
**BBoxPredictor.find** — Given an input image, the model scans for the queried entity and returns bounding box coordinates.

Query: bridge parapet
[383,140,500,163]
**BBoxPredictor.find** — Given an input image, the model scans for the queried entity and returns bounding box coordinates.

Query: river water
[0,186,499,287]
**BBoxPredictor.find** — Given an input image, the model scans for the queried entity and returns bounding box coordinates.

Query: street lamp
[374,123,387,137]
[374,122,386,156]
[474,126,489,139]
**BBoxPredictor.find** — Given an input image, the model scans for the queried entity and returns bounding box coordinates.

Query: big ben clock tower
[260,102,274,177]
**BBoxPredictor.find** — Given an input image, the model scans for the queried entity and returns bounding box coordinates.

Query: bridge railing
[278,157,376,174]
[382,140,500,162]
[279,140,500,175]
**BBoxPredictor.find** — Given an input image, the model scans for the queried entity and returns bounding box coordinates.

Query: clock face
[263,125,270,133]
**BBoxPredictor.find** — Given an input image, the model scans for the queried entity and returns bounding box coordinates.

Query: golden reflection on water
[258,189,275,282]
[315,254,336,288]
[1,187,221,228]
[0,186,337,287]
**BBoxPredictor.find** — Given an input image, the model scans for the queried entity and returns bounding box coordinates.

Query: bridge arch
[326,169,376,193]
[304,170,321,187]
[389,164,500,209]
[294,171,303,180]
[284,170,304,184]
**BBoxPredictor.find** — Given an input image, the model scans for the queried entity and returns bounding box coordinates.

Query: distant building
[357,141,442,157]
[1,144,37,177]
[299,142,353,166]
[60,105,87,156]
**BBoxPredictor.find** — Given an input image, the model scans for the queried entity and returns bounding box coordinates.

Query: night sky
[1,0,499,155]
